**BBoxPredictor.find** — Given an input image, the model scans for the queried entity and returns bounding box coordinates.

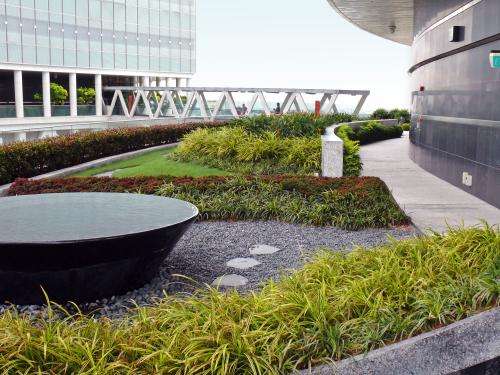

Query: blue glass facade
[0,0,196,74]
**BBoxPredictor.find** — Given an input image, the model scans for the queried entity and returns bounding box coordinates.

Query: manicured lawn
[71,148,231,178]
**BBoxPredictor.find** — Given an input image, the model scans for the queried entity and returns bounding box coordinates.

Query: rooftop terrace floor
[361,132,500,233]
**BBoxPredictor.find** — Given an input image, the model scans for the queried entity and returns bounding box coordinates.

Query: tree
[33,83,69,105]
[371,108,390,120]
[77,87,96,105]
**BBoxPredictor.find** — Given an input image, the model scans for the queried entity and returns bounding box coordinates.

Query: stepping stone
[250,244,281,255]
[226,258,261,270]
[212,274,249,288]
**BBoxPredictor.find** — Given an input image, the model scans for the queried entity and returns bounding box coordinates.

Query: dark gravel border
[0,221,416,319]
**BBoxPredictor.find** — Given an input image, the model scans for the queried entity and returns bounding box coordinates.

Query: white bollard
[321,126,344,177]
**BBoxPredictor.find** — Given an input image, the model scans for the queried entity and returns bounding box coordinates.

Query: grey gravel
[0,221,415,320]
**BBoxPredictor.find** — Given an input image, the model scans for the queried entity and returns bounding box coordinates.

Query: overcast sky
[193,0,412,112]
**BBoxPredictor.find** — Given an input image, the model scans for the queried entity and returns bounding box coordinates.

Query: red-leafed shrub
[7,176,410,230]
[0,122,227,185]
[8,175,390,197]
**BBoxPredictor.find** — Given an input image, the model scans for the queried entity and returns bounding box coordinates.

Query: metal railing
[103,86,370,120]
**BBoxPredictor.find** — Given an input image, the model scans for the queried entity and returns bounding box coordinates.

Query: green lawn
[72,148,231,178]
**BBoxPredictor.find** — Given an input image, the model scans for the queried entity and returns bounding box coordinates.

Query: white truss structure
[104,87,370,120]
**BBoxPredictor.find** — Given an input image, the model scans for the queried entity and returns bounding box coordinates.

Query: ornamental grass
[8,175,409,230]
[0,225,498,374]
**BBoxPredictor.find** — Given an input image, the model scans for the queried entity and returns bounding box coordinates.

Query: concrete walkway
[361,133,500,233]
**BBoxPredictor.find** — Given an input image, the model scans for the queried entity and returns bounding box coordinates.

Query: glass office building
[0,0,196,119]
[327,0,500,208]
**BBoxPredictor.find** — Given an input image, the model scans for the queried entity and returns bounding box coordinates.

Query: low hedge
[231,113,355,137]
[0,225,497,374]
[7,176,410,230]
[341,121,404,145]
[335,126,362,177]
[0,122,227,185]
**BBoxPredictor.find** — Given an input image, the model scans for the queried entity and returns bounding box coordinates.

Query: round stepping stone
[212,274,248,288]
[249,244,281,255]
[226,258,261,270]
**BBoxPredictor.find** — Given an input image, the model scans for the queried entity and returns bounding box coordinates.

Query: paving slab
[361,133,500,233]
[226,258,261,270]
[249,244,281,255]
[211,274,249,288]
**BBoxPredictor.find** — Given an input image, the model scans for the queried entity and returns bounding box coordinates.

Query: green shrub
[371,108,390,120]
[0,122,227,185]
[389,108,411,123]
[401,123,410,131]
[8,175,409,230]
[33,83,69,105]
[0,224,497,373]
[336,125,362,177]
[372,108,411,123]
[77,87,96,105]
[351,121,403,145]
[231,113,354,137]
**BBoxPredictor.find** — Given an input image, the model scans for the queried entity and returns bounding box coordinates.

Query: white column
[95,74,103,117]
[42,72,51,117]
[159,77,167,87]
[141,76,150,87]
[134,76,140,87]
[14,132,27,142]
[167,77,176,87]
[176,78,182,87]
[14,71,24,118]
[186,78,192,87]
[69,73,77,117]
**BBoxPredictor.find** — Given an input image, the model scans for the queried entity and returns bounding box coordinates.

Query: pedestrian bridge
[104,86,370,120]
[0,86,369,144]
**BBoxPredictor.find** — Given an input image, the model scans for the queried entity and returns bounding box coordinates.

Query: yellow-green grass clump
[0,224,498,374]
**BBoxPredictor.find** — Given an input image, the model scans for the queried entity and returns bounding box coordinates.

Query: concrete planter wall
[297,307,499,375]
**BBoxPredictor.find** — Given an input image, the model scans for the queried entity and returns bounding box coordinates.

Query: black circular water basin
[0,193,198,305]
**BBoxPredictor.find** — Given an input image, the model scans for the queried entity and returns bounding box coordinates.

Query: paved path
[361,133,500,233]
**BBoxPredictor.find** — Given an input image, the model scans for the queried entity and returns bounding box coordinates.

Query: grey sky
[193,0,412,112]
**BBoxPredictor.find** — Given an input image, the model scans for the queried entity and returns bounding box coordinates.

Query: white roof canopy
[327,0,414,45]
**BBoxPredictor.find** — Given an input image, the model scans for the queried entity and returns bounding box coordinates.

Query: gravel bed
[0,221,416,320]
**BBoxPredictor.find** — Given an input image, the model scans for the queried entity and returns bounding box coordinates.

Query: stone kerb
[321,119,399,178]
[297,307,500,375]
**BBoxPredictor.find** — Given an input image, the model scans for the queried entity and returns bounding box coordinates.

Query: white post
[186,78,191,87]
[176,78,182,87]
[133,76,140,87]
[14,132,27,142]
[42,72,51,117]
[69,73,77,117]
[150,77,157,87]
[95,74,103,116]
[321,126,344,177]
[142,76,150,87]
[14,70,24,118]
[159,77,167,87]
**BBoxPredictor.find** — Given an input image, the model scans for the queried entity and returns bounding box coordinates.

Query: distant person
[241,104,247,116]
[274,102,281,114]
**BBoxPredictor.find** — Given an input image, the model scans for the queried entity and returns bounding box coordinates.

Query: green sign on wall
[490,51,500,68]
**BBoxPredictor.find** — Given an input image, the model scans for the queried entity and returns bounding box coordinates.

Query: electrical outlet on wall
[462,172,473,187]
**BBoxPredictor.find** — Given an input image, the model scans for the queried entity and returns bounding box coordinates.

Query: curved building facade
[0,0,195,120]
[327,0,500,208]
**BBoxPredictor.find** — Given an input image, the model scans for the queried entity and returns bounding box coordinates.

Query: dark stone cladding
[409,0,500,208]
